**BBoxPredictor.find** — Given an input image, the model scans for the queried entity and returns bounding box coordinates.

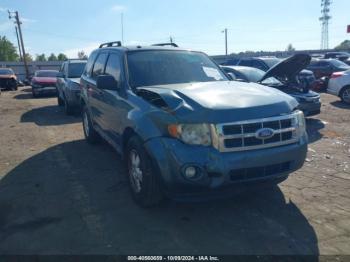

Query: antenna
[320,0,331,49]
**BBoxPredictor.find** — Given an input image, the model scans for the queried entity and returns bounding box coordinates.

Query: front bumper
[298,101,321,117]
[66,89,81,107]
[144,134,307,199]
[32,86,57,95]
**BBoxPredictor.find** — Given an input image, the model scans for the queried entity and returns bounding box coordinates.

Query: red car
[31,70,59,97]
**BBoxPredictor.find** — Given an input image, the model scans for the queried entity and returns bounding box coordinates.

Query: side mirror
[227,72,236,81]
[96,75,119,90]
[57,72,64,78]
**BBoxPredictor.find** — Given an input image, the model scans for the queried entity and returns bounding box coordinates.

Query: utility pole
[8,11,29,79]
[170,36,174,44]
[121,12,124,45]
[320,0,331,49]
[222,28,228,55]
[15,26,23,61]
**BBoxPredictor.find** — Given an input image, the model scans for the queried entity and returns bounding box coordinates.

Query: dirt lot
[0,86,349,255]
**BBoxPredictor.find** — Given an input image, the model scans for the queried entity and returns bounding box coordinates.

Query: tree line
[0,35,88,62]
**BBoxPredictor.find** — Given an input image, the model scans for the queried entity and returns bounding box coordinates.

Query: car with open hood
[0,68,17,91]
[221,54,321,116]
[31,70,59,97]
[80,42,308,207]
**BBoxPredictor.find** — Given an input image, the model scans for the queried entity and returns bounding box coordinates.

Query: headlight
[168,124,212,146]
[294,110,306,135]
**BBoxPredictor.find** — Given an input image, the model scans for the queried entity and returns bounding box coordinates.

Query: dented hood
[138,81,298,123]
[260,54,311,82]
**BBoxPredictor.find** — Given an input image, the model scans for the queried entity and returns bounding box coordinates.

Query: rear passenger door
[88,52,109,129]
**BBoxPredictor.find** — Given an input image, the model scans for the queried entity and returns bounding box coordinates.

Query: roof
[97,45,191,53]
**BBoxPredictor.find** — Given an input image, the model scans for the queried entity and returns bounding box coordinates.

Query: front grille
[230,162,291,181]
[215,114,299,152]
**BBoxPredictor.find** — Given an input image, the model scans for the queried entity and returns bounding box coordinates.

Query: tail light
[330,72,344,79]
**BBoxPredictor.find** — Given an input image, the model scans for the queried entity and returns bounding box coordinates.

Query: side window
[92,53,108,79]
[252,60,265,71]
[239,60,252,67]
[105,53,122,82]
[84,51,98,77]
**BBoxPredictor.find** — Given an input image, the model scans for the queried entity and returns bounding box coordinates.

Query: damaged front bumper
[144,135,307,200]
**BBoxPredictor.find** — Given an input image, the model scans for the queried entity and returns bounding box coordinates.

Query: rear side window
[84,51,98,77]
[92,53,108,79]
[238,60,252,67]
[251,60,266,71]
[105,53,122,82]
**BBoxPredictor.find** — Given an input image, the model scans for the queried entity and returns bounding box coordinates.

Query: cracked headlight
[168,124,212,146]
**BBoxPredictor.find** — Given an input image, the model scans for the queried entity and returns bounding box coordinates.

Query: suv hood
[260,54,311,82]
[137,81,298,123]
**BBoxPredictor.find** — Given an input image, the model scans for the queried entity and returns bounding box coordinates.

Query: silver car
[56,60,87,114]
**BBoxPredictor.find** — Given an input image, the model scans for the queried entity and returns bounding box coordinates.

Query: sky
[0,0,349,58]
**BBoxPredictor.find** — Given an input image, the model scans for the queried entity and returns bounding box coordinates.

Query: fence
[0,61,63,81]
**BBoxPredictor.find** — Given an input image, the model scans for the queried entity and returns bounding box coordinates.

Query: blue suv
[80,42,308,207]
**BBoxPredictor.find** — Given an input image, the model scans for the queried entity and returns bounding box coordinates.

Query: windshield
[0,69,14,75]
[68,63,86,78]
[35,71,59,77]
[237,67,282,85]
[127,50,227,88]
[330,59,350,69]
[262,58,281,68]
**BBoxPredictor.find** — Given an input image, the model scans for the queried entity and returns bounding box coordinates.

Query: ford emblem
[255,128,275,140]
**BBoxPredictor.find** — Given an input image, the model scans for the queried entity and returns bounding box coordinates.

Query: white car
[327,70,350,104]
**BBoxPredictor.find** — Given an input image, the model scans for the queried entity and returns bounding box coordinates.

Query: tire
[82,106,100,144]
[64,97,74,115]
[57,96,64,107]
[32,90,38,98]
[340,86,350,104]
[126,136,163,207]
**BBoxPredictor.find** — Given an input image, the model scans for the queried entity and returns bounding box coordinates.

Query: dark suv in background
[57,59,87,114]
[80,41,307,207]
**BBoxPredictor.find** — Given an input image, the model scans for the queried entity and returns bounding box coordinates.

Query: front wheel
[126,136,163,207]
[64,97,74,115]
[82,106,100,144]
[340,86,350,104]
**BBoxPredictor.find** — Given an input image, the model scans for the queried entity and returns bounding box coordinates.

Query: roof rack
[99,41,122,48]
[152,43,178,48]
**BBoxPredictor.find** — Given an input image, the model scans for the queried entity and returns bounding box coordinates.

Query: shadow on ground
[21,105,80,126]
[306,118,325,144]
[0,140,319,255]
[14,93,56,100]
[330,100,350,110]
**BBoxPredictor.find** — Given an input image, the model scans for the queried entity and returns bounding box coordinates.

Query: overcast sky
[0,0,349,58]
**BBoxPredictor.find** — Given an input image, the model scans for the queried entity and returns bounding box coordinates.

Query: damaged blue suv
[80,42,308,207]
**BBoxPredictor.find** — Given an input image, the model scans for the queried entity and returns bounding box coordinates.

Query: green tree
[334,40,350,51]
[77,51,88,60]
[57,53,68,61]
[35,53,47,62]
[48,53,58,61]
[24,53,33,62]
[0,36,19,61]
[286,44,296,52]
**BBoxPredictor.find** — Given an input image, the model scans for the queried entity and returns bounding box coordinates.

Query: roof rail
[99,41,122,48]
[152,43,178,48]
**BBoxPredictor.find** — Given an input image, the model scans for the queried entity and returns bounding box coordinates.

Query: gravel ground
[0,87,349,255]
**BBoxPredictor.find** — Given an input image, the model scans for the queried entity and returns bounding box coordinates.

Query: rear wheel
[126,136,163,207]
[57,96,64,107]
[82,106,100,144]
[340,86,350,104]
